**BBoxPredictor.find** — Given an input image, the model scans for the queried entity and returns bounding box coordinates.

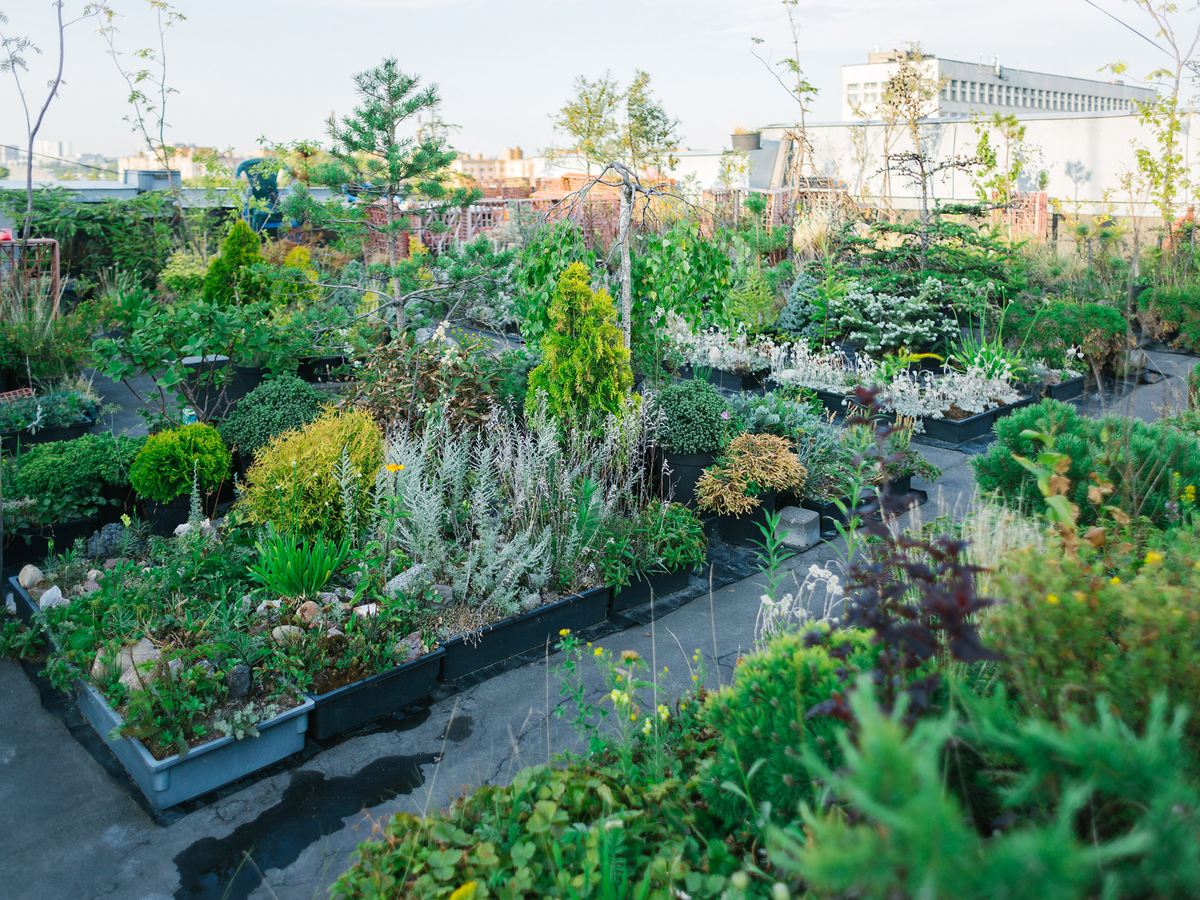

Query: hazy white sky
[0,0,1190,161]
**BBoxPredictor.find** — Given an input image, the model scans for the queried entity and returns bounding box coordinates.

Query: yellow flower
[120,513,132,528]
[1110,576,1121,585]
[621,649,640,662]
[558,628,571,637]
[657,703,669,721]
[1185,484,1196,504]
[663,666,668,674]
[641,717,653,736]
[593,647,604,657]
[448,883,477,900]
[1144,550,1164,566]
[385,463,404,473]
[1046,593,1059,605]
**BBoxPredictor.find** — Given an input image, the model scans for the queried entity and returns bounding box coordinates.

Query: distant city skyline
[1,0,1187,164]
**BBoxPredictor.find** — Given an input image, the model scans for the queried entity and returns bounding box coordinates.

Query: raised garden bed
[305,647,446,740]
[679,366,770,393]
[8,578,313,808]
[439,587,610,681]
[918,396,1033,444]
[4,515,100,567]
[1,421,95,455]
[610,566,692,612]
[1046,375,1085,401]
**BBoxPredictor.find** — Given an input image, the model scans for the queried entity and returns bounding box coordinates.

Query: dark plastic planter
[661,450,718,507]
[297,355,347,383]
[610,566,692,612]
[228,364,266,406]
[812,389,858,416]
[180,354,232,420]
[8,577,45,630]
[715,492,777,545]
[731,132,761,152]
[439,587,609,681]
[5,515,100,566]
[1,421,94,455]
[306,647,446,740]
[142,496,192,537]
[679,366,770,393]
[920,408,997,443]
[1046,375,1084,401]
[75,679,313,809]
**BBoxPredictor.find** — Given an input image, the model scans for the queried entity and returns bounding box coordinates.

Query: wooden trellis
[0,238,61,312]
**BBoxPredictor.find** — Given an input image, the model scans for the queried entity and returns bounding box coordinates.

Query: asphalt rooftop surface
[1,350,1195,900]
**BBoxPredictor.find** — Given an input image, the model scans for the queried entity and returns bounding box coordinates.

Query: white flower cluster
[831,279,960,353]
[755,563,844,642]
[664,311,781,374]
[771,345,1022,425]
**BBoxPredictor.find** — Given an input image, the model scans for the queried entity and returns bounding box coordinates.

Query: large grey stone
[385,564,429,598]
[91,638,163,690]
[226,663,251,700]
[37,585,67,610]
[778,505,820,551]
[17,565,43,589]
[270,625,304,643]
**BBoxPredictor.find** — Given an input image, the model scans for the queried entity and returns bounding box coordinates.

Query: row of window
[845,80,1137,113]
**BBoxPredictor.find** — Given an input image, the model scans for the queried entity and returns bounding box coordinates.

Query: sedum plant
[525,262,634,431]
[129,423,231,503]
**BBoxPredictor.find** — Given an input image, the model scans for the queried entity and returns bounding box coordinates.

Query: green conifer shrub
[702,629,880,826]
[972,399,1200,528]
[243,407,383,540]
[525,262,634,430]
[218,376,325,457]
[129,423,231,503]
[202,218,268,305]
[653,378,736,454]
[1001,298,1126,371]
[775,272,822,337]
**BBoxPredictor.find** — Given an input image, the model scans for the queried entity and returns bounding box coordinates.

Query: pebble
[296,600,321,625]
[393,631,423,661]
[86,569,104,582]
[431,584,454,607]
[353,603,378,618]
[385,565,429,597]
[270,625,304,643]
[80,579,101,595]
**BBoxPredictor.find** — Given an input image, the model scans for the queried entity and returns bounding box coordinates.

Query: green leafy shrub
[599,500,707,590]
[3,433,146,525]
[157,248,209,298]
[525,262,634,430]
[129,423,231,503]
[202,218,268,305]
[631,220,734,333]
[725,265,779,334]
[219,375,325,456]
[1146,283,1200,352]
[514,221,596,343]
[972,399,1200,527]
[244,407,383,540]
[702,629,879,826]
[491,345,541,414]
[1002,298,1127,371]
[653,378,737,454]
[986,540,1200,752]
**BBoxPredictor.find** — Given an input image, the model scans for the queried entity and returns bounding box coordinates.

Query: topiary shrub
[525,262,634,430]
[202,218,268,305]
[243,407,383,539]
[652,378,737,454]
[775,272,821,337]
[218,376,325,457]
[701,629,880,826]
[129,423,231,503]
[972,399,1200,528]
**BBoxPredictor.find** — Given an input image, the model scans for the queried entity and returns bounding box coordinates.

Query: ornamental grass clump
[129,423,231,503]
[525,262,634,432]
[243,407,383,540]
[695,432,805,516]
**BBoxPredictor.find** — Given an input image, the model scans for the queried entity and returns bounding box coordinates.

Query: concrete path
[0,362,1181,900]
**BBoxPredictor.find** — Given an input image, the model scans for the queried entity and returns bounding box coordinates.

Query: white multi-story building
[842,49,1156,121]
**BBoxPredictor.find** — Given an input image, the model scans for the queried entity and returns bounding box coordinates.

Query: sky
[0,0,1191,162]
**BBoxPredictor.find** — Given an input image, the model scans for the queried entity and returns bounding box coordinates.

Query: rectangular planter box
[305,647,446,740]
[8,577,313,809]
[813,389,858,416]
[440,587,610,681]
[919,407,997,443]
[76,680,313,809]
[680,366,770,393]
[1046,375,1084,401]
[610,566,692,612]
[1,420,94,455]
